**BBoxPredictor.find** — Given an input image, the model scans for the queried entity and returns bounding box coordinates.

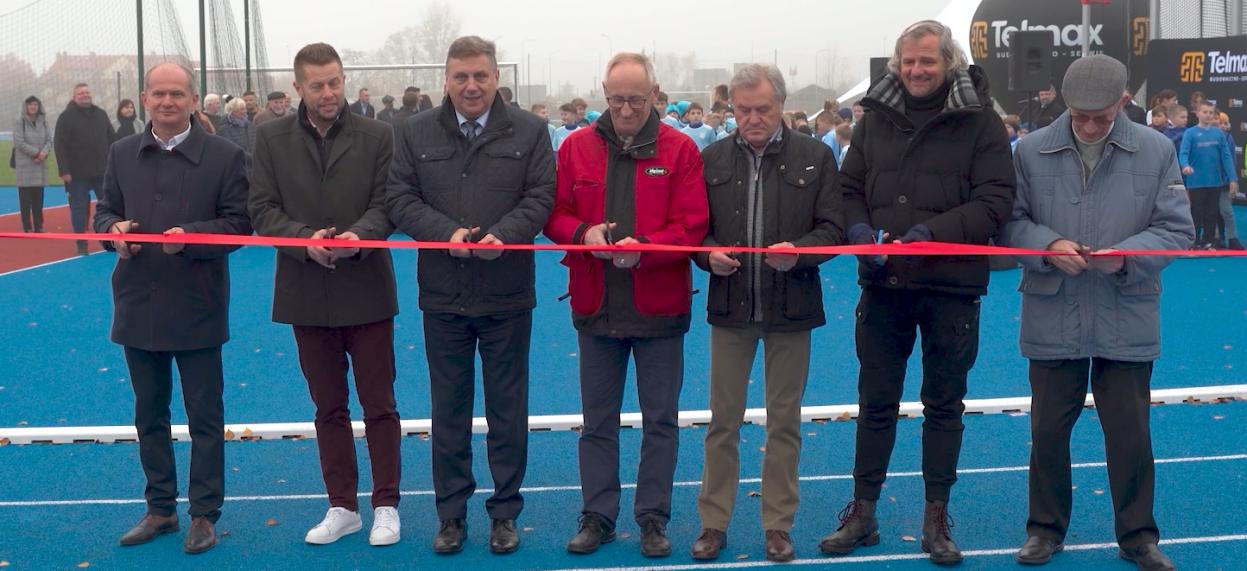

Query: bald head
[144,63,195,92]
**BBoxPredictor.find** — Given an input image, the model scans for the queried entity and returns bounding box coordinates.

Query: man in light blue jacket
[1001,55,1194,571]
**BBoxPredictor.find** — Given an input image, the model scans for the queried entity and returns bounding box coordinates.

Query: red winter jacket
[544,120,709,318]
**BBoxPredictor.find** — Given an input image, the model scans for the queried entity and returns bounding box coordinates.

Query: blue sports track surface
[0,203,1244,570]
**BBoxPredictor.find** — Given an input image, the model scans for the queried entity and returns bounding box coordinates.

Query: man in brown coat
[247,42,402,547]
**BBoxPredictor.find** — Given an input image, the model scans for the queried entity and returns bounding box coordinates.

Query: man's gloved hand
[895,224,933,244]
[849,223,886,271]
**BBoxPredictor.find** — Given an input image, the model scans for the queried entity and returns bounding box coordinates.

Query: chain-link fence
[0,0,268,130]
[1156,0,1245,39]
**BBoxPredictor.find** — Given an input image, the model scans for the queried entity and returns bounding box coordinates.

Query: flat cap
[1061,54,1127,111]
[267,91,285,101]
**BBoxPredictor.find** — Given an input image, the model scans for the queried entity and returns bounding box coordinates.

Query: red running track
[0,203,102,274]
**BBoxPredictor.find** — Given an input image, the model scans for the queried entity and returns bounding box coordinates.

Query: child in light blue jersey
[552,102,581,151]
[679,102,717,151]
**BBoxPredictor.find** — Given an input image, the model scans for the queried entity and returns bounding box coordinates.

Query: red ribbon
[1,231,1244,257]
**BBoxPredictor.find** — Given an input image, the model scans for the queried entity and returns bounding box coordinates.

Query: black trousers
[1027,358,1159,549]
[577,333,684,528]
[424,311,531,521]
[1189,186,1224,245]
[17,186,43,232]
[852,287,980,502]
[123,346,225,522]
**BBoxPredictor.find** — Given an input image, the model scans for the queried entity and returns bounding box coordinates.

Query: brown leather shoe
[690,528,726,560]
[119,513,179,546]
[766,529,795,562]
[183,517,218,554]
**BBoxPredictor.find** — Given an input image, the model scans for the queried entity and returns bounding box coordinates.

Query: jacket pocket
[571,178,603,222]
[1115,277,1161,349]
[781,268,822,320]
[1018,270,1067,350]
[706,272,732,316]
[561,253,603,316]
[483,146,528,188]
[634,264,690,316]
[781,164,818,190]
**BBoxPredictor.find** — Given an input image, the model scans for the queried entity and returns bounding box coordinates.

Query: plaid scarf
[865,67,983,116]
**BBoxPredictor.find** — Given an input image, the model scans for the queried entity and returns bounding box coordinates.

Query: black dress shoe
[183,517,217,554]
[433,519,466,554]
[119,513,179,546]
[691,528,726,560]
[489,519,520,554]
[639,518,671,558]
[566,513,615,554]
[1016,535,1063,565]
[920,500,962,566]
[1119,543,1176,571]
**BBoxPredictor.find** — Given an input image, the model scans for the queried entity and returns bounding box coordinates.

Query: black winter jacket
[840,65,1016,296]
[386,95,556,316]
[696,126,844,332]
[54,103,116,179]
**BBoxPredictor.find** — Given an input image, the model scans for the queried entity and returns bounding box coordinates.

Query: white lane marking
[543,534,1247,571]
[1,453,1243,508]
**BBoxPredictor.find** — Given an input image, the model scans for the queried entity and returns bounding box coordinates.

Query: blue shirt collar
[455,106,491,132]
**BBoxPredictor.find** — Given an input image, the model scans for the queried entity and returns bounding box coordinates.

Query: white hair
[729,64,787,103]
[223,97,247,115]
[204,93,221,105]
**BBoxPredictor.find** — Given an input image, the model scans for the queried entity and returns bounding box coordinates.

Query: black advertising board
[968,0,1149,115]
[1148,36,1247,178]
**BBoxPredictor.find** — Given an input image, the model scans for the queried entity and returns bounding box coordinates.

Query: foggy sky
[236,0,953,94]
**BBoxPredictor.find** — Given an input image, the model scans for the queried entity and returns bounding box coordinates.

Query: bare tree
[652,51,697,92]
[0,54,39,123]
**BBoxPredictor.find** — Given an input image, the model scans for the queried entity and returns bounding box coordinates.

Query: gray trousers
[576,332,684,528]
[1219,190,1238,240]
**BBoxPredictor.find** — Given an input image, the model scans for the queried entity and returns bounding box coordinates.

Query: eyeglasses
[605,95,649,110]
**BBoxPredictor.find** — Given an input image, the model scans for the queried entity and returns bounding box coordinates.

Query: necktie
[463,120,480,142]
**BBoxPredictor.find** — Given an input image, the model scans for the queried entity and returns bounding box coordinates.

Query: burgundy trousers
[293,318,400,511]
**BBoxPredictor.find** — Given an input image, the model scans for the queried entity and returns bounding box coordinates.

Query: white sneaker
[369,506,401,546]
[305,507,362,545]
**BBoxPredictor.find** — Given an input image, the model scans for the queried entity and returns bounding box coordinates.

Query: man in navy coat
[93,62,251,555]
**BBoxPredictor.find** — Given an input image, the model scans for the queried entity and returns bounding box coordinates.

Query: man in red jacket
[544,52,709,559]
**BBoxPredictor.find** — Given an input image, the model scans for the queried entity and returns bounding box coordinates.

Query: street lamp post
[815,48,832,87]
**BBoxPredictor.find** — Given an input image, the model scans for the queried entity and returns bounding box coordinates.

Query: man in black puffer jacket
[818,20,1015,566]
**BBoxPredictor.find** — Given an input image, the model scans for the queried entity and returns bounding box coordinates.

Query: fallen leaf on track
[901,535,916,542]
[736,553,750,560]
[266,518,279,526]
[76,563,90,569]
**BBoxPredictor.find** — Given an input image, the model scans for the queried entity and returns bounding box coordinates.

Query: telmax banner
[967,0,1149,115]
[1148,36,1247,178]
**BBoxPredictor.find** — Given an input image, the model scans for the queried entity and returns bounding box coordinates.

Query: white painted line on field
[3,384,1244,445]
[543,534,1247,571]
[1,452,1243,508]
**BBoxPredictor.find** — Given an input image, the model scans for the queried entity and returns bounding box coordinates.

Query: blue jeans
[65,175,103,233]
